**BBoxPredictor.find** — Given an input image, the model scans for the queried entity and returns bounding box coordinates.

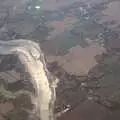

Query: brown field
[47,41,106,75]
[46,17,77,40]
[58,101,108,120]
[101,1,120,28]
